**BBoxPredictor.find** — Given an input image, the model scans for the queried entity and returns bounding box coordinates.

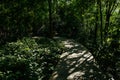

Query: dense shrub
[94,35,120,79]
[0,37,64,80]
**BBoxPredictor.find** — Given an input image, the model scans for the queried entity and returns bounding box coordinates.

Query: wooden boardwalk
[50,39,107,80]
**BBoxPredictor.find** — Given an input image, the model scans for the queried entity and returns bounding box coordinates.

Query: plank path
[50,38,107,80]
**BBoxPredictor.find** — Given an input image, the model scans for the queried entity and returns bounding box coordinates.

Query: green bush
[0,37,64,80]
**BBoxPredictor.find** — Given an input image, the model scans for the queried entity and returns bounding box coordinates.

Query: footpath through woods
[50,37,108,80]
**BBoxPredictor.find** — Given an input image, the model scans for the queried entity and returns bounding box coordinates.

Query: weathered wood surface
[50,38,107,80]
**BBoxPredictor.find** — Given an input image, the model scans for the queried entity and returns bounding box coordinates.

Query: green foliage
[0,37,64,80]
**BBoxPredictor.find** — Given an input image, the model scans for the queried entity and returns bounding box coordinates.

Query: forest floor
[49,37,108,80]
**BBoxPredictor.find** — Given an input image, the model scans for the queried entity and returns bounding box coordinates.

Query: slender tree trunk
[48,0,53,38]
[104,5,111,43]
[94,0,99,46]
[104,13,110,39]
[99,0,103,45]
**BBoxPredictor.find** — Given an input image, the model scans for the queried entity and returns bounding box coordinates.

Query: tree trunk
[94,0,99,46]
[105,13,110,33]
[99,0,103,45]
[104,12,110,43]
[48,0,53,38]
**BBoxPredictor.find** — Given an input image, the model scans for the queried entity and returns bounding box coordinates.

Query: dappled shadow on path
[50,39,107,80]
